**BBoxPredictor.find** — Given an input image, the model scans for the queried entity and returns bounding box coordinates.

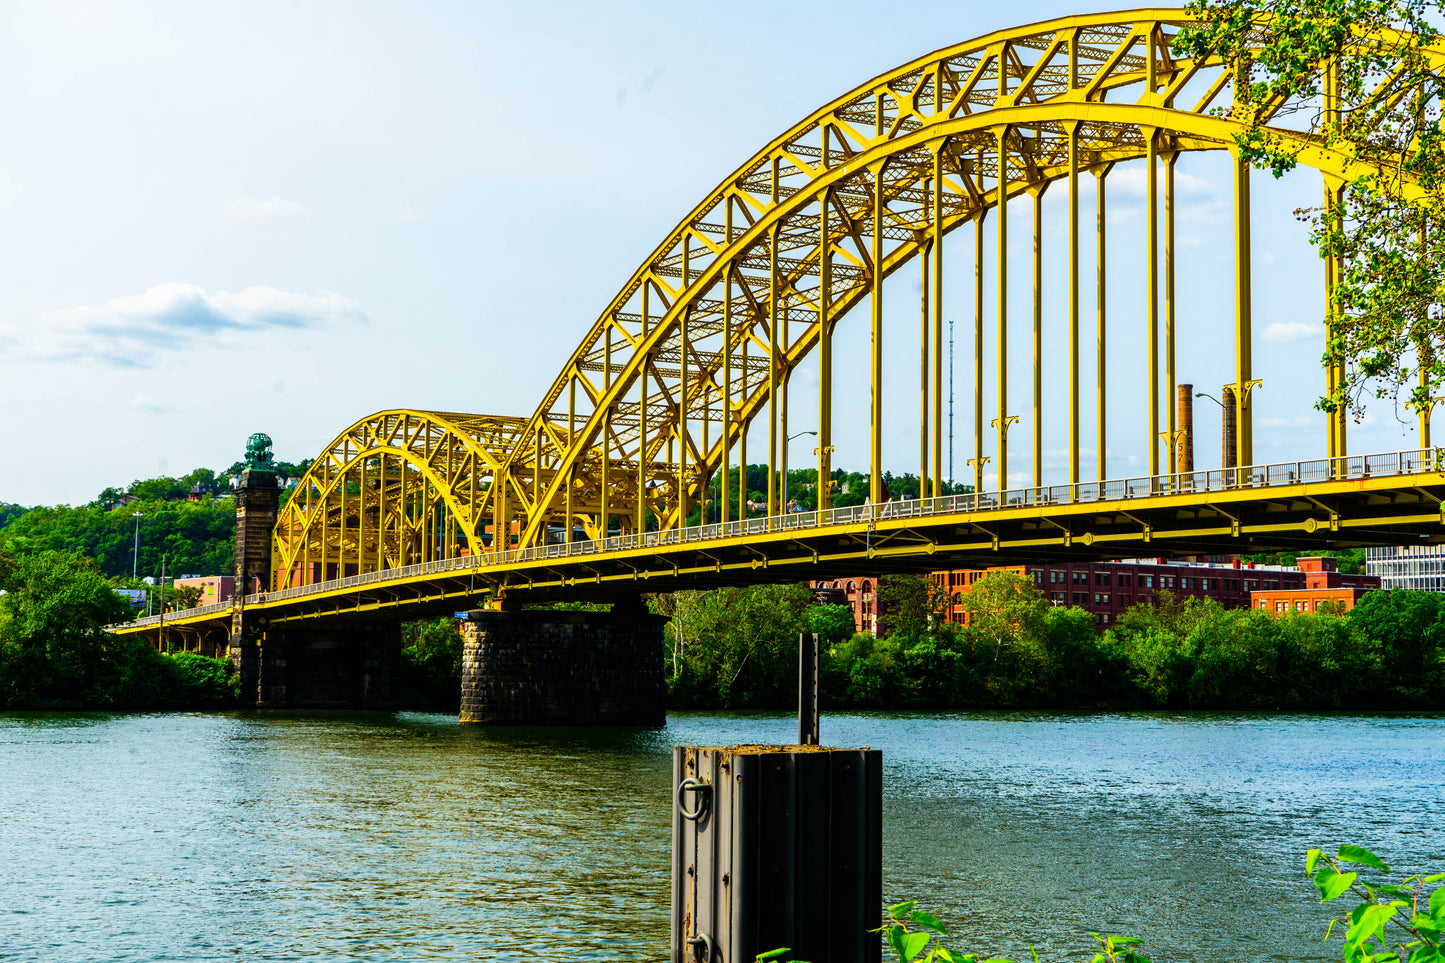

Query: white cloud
[130,393,168,412]
[1108,166,1215,198]
[7,282,366,366]
[223,195,308,222]
[398,206,424,222]
[1264,321,1320,343]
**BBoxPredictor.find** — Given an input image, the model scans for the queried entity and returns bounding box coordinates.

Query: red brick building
[811,556,1378,635]
[1250,556,1377,614]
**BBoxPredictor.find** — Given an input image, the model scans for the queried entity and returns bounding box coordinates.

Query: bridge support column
[243,622,403,709]
[228,457,280,704]
[459,600,666,726]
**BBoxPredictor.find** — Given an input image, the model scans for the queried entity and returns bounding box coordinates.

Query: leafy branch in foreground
[1175,0,1445,421]
[770,900,1153,963]
[753,845,1441,963]
[1308,844,1445,962]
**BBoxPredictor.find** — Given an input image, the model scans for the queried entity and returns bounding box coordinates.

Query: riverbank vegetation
[663,573,1445,710]
[0,548,236,710]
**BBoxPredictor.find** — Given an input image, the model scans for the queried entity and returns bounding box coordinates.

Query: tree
[958,570,1049,666]
[0,551,131,707]
[1177,1,1445,418]
[652,590,709,677]
[877,574,948,641]
[804,603,855,646]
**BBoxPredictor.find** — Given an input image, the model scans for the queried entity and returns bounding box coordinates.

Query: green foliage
[1176,0,1445,417]
[400,618,464,712]
[1308,844,1444,963]
[666,583,817,707]
[877,574,949,642]
[0,502,29,531]
[804,603,855,645]
[0,496,236,580]
[669,578,1445,710]
[0,550,237,709]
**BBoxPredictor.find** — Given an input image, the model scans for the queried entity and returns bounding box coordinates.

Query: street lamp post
[131,511,143,582]
[783,430,818,512]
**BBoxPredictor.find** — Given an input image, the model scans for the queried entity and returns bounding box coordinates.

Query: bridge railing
[210,446,1436,611]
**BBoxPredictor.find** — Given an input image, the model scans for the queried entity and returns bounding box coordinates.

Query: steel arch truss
[491,7,1436,553]
[274,8,1445,585]
[272,410,529,590]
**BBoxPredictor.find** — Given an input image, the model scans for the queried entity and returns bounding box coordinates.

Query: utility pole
[158,554,167,653]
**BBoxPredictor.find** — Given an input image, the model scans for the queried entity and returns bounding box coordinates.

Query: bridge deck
[117,448,1445,634]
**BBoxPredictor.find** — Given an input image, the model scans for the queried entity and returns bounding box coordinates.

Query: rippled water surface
[1,711,1441,962]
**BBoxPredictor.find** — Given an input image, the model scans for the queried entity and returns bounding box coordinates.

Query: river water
[1,710,1440,962]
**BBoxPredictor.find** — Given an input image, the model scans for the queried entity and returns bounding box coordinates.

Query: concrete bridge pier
[240,621,403,709]
[459,599,666,726]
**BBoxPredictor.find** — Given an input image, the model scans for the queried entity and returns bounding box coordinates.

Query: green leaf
[1422,873,1445,884]
[1339,845,1392,873]
[911,912,948,936]
[1108,936,1144,946]
[1431,887,1445,919]
[903,931,931,963]
[1307,849,1324,875]
[889,925,908,961]
[1346,902,1399,949]
[756,950,792,961]
[1317,865,1359,902]
[891,901,919,920]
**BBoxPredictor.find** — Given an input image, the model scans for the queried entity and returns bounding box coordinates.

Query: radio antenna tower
[948,317,955,489]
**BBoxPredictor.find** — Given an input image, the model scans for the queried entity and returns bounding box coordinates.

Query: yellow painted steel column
[769,222,780,516]
[1234,152,1254,470]
[1096,164,1108,482]
[1166,150,1178,473]
[678,305,689,528]
[1422,220,1433,449]
[1327,178,1347,458]
[599,410,610,536]
[818,191,834,510]
[638,291,650,535]
[995,126,1012,492]
[870,160,886,505]
[532,427,542,551]
[1066,121,1080,484]
[920,177,931,496]
[932,147,945,497]
[1032,182,1045,489]
[974,206,987,494]
[1146,128,1160,479]
[722,261,733,523]
[740,335,749,516]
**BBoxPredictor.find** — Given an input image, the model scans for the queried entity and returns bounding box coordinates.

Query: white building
[1365,544,1445,592]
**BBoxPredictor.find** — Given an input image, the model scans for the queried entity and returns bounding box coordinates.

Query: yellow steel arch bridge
[127,7,1445,640]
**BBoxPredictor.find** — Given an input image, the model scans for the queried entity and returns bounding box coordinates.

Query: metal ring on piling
[687,932,715,961]
[676,777,710,821]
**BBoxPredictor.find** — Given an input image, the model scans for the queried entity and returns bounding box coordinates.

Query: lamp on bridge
[783,430,817,513]
[1195,390,1238,470]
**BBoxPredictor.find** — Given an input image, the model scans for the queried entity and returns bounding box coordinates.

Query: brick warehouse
[812,557,1379,636]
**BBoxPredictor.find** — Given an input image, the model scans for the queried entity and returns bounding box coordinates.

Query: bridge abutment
[459,601,666,726]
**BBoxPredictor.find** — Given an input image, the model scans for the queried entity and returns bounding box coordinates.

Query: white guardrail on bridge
[122,447,1441,629]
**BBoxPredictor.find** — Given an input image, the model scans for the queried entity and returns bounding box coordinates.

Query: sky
[0,0,1423,508]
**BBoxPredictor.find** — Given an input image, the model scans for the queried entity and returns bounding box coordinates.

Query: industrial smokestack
[1222,385,1238,470]
[1177,384,1194,472]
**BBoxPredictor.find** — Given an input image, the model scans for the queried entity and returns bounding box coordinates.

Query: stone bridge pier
[459,600,666,725]
[240,620,402,709]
